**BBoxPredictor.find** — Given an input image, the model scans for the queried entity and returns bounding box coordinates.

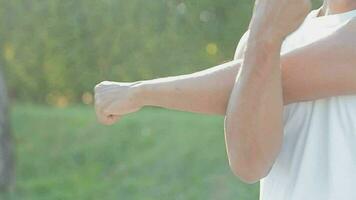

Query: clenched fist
[249,0,311,42]
[94,81,143,125]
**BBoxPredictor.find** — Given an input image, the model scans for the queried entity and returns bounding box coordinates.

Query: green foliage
[0,0,322,104]
[7,105,259,199]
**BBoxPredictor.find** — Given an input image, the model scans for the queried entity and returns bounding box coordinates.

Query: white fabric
[260,9,356,200]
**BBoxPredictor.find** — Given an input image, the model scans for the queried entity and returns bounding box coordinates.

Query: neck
[320,0,356,15]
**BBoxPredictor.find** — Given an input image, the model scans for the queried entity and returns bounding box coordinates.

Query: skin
[94,0,356,184]
[321,0,356,15]
[223,0,311,183]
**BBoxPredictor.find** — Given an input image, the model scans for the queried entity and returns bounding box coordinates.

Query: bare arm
[94,18,356,125]
[281,19,356,104]
[135,60,241,115]
[223,0,311,183]
[224,40,284,183]
[133,19,356,113]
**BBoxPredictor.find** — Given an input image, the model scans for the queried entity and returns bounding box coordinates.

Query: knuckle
[94,81,107,91]
[94,98,101,107]
[103,110,110,116]
[94,83,101,90]
[94,86,100,94]
[94,94,100,101]
[102,108,111,116]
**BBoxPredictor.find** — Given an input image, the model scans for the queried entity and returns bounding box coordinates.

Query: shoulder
[234,30,250,60]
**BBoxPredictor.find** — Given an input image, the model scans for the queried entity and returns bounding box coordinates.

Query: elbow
[228,158,271,184]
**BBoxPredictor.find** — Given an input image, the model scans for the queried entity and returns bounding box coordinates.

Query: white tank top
[259,9,356,200]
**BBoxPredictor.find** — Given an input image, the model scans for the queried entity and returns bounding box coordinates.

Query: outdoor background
[0,0,322,199]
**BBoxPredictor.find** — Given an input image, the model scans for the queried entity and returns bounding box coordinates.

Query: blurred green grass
[6,104,258,200]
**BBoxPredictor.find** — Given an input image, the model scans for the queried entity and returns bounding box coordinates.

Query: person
[94,0,356,199]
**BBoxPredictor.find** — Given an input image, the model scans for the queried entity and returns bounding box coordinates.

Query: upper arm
[281,19,356,104]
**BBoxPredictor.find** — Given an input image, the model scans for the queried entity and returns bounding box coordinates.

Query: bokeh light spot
[56,96,69,108]
[82,92,93,105]
[46,92,69,108]
[3,43,15,62]
[206,43,218,55]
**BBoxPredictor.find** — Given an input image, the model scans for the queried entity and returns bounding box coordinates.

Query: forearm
[224,39,284,182]
[134,33,356,117]
[134,59,242,115]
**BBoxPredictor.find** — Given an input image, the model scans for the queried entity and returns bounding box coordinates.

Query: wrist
[248,22,286,46]
[130,80,151,107]
[244,36,283,63]
[240,35,283,79]
[247,33,284,51]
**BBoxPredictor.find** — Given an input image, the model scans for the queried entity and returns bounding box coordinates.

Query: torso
[260,9,356,200]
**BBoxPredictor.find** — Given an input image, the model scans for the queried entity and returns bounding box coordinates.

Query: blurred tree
[0,0,322,104]
[0,67,14,192]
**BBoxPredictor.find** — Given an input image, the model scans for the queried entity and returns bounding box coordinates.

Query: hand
[94,81,143,125]
[249,0,311,42]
